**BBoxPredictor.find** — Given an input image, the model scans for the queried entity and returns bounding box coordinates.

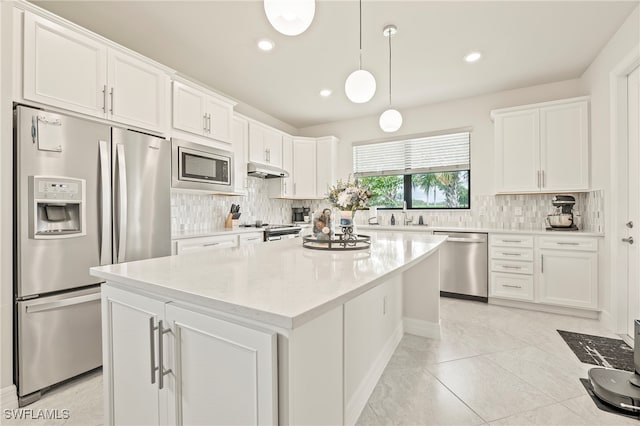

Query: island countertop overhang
[90,232,447,329]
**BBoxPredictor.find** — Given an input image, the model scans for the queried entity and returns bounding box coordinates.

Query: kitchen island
[91,231,446,426]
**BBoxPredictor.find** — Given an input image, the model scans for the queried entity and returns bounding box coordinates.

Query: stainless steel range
[263,225,302,242]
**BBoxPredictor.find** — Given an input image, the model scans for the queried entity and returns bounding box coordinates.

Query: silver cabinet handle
[149,318,157,385]
[202,242,220,247]
[25,292,100,313]
[622,236,634,245]
[246,237,260,241]
[264,149,269,162]
[501,239,522,243]
[542,170,545,187]
[448,237,484,243]
[541,254,544,273]
[503,284,522,289]
[556,242,579,246]
[102,85,107,113]
[502,252,522,256]
[115,144,128,263]
[98,140,111,266]
[203,114,208,132]
[109,87,114,114]
[208,114,212,133]
[626,221,634,229]
[537,171,541,188]
[502,265,522,270]
[157,320,172,390]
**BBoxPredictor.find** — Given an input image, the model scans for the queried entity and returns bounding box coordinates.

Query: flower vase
[339,210,357,240]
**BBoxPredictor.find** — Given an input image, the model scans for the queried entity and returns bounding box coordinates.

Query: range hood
[247,162,289,179]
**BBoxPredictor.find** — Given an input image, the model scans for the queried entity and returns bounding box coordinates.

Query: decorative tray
[302,234,371,251]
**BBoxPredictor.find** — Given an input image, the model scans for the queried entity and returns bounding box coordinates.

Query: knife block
[224,213,234,229]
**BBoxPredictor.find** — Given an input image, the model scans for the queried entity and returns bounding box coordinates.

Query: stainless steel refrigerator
[13,105,171,405]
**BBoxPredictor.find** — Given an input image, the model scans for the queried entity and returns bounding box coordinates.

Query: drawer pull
[502,265,522,270]
[502,252,522,256]
[556,242,579,246]
[501,239,523,243]
[203,242,221,247]
[503,284,522,289]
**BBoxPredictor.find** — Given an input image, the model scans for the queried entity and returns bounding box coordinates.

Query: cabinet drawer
[491,259,533,275]
[537,237,598,252]
[239,232,264,245]
[491,234,534,248]
[490,247,533,261]
[490,273,534,301]
[176,235,238,255]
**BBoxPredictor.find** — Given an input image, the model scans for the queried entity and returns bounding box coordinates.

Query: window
[353,131,470,209]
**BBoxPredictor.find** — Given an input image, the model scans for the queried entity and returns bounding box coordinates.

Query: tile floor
[3,298,636,425]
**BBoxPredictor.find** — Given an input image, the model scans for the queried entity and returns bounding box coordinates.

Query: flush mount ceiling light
[264,0,315,36]
[379,24,402,133]
[257,39,275,51]
[344,0,376,103]
[464,51,482,63]
[319,89,332,97]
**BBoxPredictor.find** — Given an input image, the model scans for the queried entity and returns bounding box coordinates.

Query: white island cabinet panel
[166,303,277,426]
[101,285,166,426]
[23,11,107,118]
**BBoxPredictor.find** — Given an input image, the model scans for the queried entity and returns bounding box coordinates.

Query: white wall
[578,5,639,329]
[0,0,15,402]
[299,79,585,196]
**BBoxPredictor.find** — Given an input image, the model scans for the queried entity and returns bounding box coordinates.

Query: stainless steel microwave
[171,139,233,192]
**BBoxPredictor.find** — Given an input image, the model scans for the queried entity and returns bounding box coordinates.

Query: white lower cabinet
[537,244,598,310]
[175,235,238,255]
[239,232,264,245]
[102,284,277,426]
[490,233,600,312]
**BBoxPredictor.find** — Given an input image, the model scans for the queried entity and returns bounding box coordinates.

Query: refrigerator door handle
[99,140,111,266]
[116,144,128,263]
[25,293,101,314]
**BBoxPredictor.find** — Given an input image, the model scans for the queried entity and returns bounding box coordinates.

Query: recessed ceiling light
[319,89,332,97]
[257,39,275,51]
[464,51,482,63]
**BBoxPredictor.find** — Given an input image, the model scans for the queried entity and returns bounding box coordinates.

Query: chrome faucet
[401,201,413,226]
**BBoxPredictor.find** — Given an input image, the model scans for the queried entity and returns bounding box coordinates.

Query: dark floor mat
[580,378,640,420]
[557,330,634,371]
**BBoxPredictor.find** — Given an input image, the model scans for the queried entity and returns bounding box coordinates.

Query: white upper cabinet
[23,11,170,133]
[492,97,589,194]
[316,136,338,199]
[292,138,317,198]
[248,122,283,168]
[107,49,169,132]
[23,11,108,118]
[232,116,249,194]
[172,80,235,143]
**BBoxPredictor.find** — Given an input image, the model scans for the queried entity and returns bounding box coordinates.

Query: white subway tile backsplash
[172,182,604,235]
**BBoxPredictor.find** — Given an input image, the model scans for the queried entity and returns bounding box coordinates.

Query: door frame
[610,44,640,338]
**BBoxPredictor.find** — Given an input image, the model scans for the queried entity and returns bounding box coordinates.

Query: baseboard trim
[403,317,441,339]
[489,298,599,319]
[344,321,403,426]
[0,385,18,409]
[599,309,615,333]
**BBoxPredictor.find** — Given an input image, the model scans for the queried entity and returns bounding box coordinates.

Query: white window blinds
[353,131,470,177]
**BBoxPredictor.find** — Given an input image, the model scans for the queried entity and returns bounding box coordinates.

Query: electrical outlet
[514,206,523,216]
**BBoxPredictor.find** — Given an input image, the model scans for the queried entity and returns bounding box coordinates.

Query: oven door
[266,232,301,242]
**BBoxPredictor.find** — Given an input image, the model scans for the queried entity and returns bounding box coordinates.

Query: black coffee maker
[292,207,310,223]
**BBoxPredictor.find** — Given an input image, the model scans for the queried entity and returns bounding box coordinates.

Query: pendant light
[379,24,402,132]
[264,0,315,36]
[344,0,376,103]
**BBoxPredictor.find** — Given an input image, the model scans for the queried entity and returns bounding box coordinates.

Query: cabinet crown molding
[490,96,591,121]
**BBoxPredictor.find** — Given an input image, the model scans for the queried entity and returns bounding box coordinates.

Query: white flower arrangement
[327,176,372,212]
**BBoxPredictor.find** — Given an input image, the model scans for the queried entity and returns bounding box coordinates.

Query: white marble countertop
[357,225,604,237]
[172,227,266,240]
[91,232,446,329]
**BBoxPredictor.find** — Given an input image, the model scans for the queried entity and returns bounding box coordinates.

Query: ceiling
[32,1,638,129]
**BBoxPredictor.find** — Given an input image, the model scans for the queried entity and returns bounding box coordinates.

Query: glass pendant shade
[264,0,315,36]
[345,69,377,104]
[379,108,403,132]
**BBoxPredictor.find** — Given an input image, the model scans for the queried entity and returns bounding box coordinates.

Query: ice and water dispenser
[30,176,86,238]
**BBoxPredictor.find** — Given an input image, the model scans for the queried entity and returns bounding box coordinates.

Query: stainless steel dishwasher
[433,231,488,302]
